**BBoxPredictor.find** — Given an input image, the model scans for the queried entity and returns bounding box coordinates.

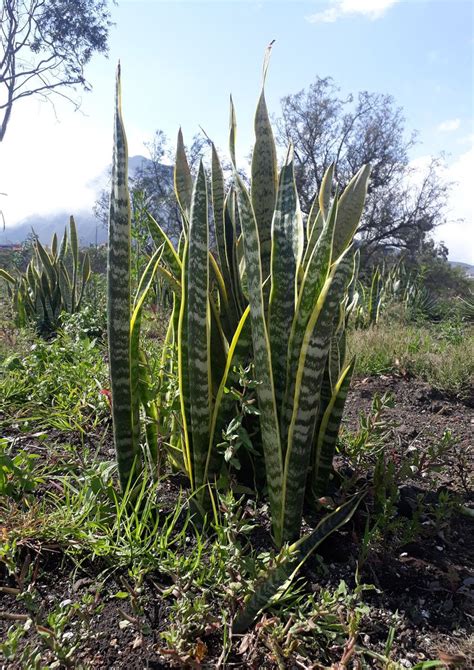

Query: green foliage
[0,331,109,433]
[339,395,465,558]
[105,52,370,548]
[232,493,365,632]
[354,259,474,329]
[0,217,92,335]
[0,438,42,500]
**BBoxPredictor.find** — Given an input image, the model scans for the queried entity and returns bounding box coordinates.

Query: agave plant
[108,49,371,549]
[0,217,91,334]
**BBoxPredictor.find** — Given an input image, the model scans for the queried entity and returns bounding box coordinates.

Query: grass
[0,298,473,667]
[348,316,474,396]
[0,463,416,668]
[0,331,109,439]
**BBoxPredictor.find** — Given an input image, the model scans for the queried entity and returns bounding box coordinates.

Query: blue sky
[1,0,473,261]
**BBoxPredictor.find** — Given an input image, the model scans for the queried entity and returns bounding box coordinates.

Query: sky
[1,0,473,262]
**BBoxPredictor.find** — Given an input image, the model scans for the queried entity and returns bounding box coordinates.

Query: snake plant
[108,51,370,546]
[0,217,91,334]
[107,65,163,489]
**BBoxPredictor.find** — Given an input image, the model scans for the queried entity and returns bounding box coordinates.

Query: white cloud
[407,147,474,264]
[0,98,148,227]
[307,0,399,23]
[433,144,474,264]
[437,118,461,133]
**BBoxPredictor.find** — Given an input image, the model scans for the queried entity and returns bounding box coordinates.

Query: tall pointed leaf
[69,215,79,311]
[251,51,277,281]
[206,306,251,481]
[319,163,334,221]
[281,196,338,442]
[177,241,193,483]
[187,162,211,489]
[234,172,283,546]
[35,240,56,290]
[107,64,140,489]
[130,246,164,468]
[51,232,58,259]
[233,493,365,632]
[311,358,355,498]
[268,145,303,414]
[174,128,193,227]
[332,165,370,260]
[211,143,231,284]
[58,227,68,261]
[282,249,353,541]
[146,212,182,279]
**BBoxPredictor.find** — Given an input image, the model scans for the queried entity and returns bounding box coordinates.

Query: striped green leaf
[206,306,251,481]
[281,196,339,444]
[0,269,15,284]
[107,64,140,490]
[268,145,303,415]
[233,492,365,632]
[35,240,56,290]
[319,163,335,221]
[311,357,355,499]
[77,252,91,308]
[332,165,371,260]
[251,63,277,281]
[178,241,193,483]
[211,143,232,289]
[147,212,182,279]
[69,215,79,311]
[130,245,165,470]
[58,261,72,312]
[51,232,58,259]
[174,128,193,226]
[187,161,211,490]
[58,227,68,261]
[224,189,246,316]
[282,248,353,542]
[233,171,284,547]
[209,293,228,394]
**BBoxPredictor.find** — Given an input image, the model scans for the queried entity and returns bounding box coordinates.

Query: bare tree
[0,0,115,141]
[277,77,452,263]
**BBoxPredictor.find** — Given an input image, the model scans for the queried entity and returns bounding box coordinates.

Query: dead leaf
[437,651,466,667]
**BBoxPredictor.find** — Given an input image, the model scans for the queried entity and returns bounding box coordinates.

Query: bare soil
[1,374,473,668]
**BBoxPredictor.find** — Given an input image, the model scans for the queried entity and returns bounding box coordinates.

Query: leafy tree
[0,0,115,141]
[277,77,452,263]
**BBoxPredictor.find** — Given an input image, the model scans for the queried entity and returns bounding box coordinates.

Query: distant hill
[0,156,166,247]
[449,261,474,278]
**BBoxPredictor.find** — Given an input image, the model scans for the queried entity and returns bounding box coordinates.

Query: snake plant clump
[0,216,91,335]
[107,47,371,549]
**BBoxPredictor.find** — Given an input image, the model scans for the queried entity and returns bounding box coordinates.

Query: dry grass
[348,319,474,397]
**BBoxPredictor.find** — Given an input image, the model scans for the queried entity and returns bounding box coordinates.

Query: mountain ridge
[0,155,156,247]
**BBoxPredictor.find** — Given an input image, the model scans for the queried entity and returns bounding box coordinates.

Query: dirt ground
[1,374,473,669]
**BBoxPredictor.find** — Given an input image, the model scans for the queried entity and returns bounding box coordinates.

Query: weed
[0,437,43,500]
[0,331,109,434]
